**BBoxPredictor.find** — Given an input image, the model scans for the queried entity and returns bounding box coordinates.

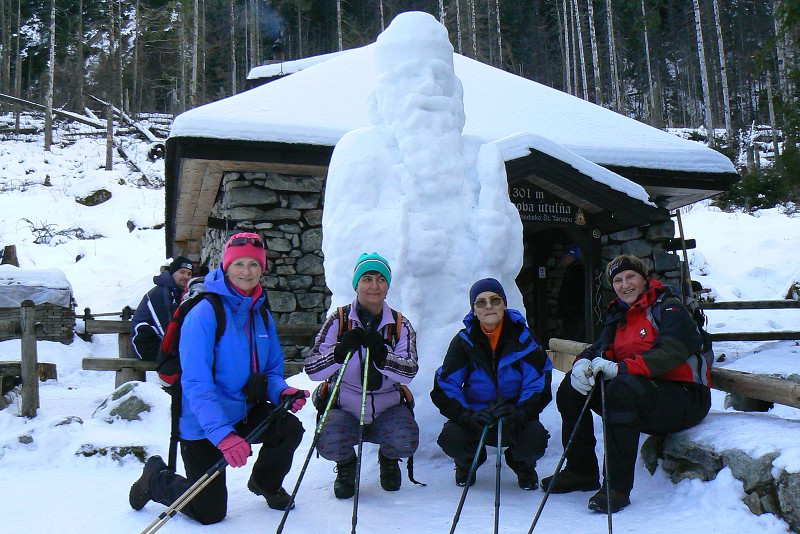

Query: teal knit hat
[352,252,392,289]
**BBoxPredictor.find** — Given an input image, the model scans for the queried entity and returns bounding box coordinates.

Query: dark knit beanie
[169,256,194,275]
[607,256,647,281]
[469,278,507,310]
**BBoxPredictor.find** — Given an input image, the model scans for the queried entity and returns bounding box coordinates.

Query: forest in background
[0,0,798,208]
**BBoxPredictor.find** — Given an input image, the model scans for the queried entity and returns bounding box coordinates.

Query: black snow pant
[437,418,549,469]
[149,403,304,525]
[555,372,711,493]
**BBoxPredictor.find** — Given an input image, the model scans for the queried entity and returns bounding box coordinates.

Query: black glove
[334,327,364,364]
[492,402,527,432]
[458,408,496,433]
[363,328,389,368]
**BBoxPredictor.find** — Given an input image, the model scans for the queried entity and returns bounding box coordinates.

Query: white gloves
[570,358,593,395]
[591,357,619,380]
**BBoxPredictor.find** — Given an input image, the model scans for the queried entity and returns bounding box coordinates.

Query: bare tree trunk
[692,0,715,147]
[487,0,493,65]
[766,75,781,159]
[773,1,789,102]
[200,0,206,102]
[711,0,732,138]
[230,0,237,95]
[586,0,602,105]
[439,0,445,23]
[379,0,385,32]
[1,0,7,94]
[641,0,658,124]
[494,0,503,67]
[14,0,21,130]
[606,0,622,112]
[337,0,343,51]
[470,0,477,59]
[572,0,588,100]
[117,0,123,111]
[190,0,198,108]
[569,0,579,96]
[76,0,85,111]
[561,0,572,95]
[179,2,187,113]
[105,102,113,170]
[108,0,116,110]
[44,0,55,152]
[297,2,303,57]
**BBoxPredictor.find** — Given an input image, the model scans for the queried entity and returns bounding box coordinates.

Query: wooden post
[20,300,39,417]
[2,244,19,266]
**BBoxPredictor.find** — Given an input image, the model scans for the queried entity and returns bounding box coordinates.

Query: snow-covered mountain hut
[165,37,737,343]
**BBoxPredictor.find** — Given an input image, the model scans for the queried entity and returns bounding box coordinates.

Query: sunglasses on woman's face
[229,236,264,249]
[474,296,504,309]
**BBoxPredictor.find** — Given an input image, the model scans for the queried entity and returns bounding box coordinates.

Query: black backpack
[651,284,715,385]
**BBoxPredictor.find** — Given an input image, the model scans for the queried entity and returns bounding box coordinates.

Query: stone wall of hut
[199,170,331,358]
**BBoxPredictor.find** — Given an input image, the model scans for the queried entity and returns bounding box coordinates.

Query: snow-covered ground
[1,114,798,533]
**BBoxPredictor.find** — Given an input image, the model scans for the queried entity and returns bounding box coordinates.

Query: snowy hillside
[0,115,798,533]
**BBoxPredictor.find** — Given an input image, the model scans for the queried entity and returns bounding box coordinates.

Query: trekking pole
[449,424,491,534]
[600,376,613,534]
[351,348,371,534]
[527,380,599,534]
[276,351,355,534]
[140,392,304,534]
[494,418,503,534]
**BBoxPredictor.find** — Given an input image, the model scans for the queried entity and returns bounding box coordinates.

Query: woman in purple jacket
[129,233,309,524]
[305,252,419,499]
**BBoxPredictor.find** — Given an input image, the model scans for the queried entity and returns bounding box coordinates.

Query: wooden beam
[547,337,800,408]
[82,357,156,372]
[711,368,800,409]
[710,331,800,341]
[702,300,800,310]
[83,319,131,334]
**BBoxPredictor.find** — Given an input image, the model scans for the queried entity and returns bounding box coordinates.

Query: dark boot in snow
[454,463,476,487]
[541,469,599,494]
[248,478,295,511]
[588,484,630,513]
[129,455,168,510]
[378,450,401,491]
[334,458,358,499]
[504,449,538,490]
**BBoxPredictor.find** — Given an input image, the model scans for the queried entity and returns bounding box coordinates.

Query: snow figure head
[367,11,466,199]
[321,10,525,443]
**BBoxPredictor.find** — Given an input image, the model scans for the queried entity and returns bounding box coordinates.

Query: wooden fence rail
[548,338,800,410]
[700,299,800,342]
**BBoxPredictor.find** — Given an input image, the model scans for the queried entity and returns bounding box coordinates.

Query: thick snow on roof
[492,133,653,204]
[172,44,735,175]
[246,50,347,80]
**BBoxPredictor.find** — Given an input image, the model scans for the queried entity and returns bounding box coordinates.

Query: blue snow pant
[555,372,711,493]
[316,404,419,463]
[149,403,304,525]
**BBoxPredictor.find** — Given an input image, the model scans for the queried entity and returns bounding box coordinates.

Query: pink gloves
[281,387,310,413]
[217,433,251,468]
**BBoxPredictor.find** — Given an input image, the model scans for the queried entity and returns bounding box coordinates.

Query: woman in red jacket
[542,254,711,513]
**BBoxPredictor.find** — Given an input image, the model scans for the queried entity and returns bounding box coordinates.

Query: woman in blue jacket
[129,233,309,524]
[431,278,553,490]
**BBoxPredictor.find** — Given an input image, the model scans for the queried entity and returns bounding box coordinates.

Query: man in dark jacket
[556,244,586,341]
[130,257,193,361]
[431,278,553,490]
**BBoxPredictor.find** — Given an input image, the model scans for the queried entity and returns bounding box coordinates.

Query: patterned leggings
[316,404,419,463]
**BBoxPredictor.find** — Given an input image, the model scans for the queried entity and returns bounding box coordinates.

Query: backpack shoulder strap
[337,304,352,340]
[388,308,402,346]
[202,293,226,345]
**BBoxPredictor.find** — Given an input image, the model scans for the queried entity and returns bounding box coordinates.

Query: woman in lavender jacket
[305,252,419,499]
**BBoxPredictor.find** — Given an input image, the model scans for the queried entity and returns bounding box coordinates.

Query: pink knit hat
[222,232,267,272]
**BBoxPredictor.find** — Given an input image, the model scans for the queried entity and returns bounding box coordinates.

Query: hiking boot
[588,485,631,513]
[378,451,401,491]
[247,479,295,511]
[540,469,600,494]
[334,458,358,499]
[504,449,538,490]
[454,463,476,487]
[129,455,168,511]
